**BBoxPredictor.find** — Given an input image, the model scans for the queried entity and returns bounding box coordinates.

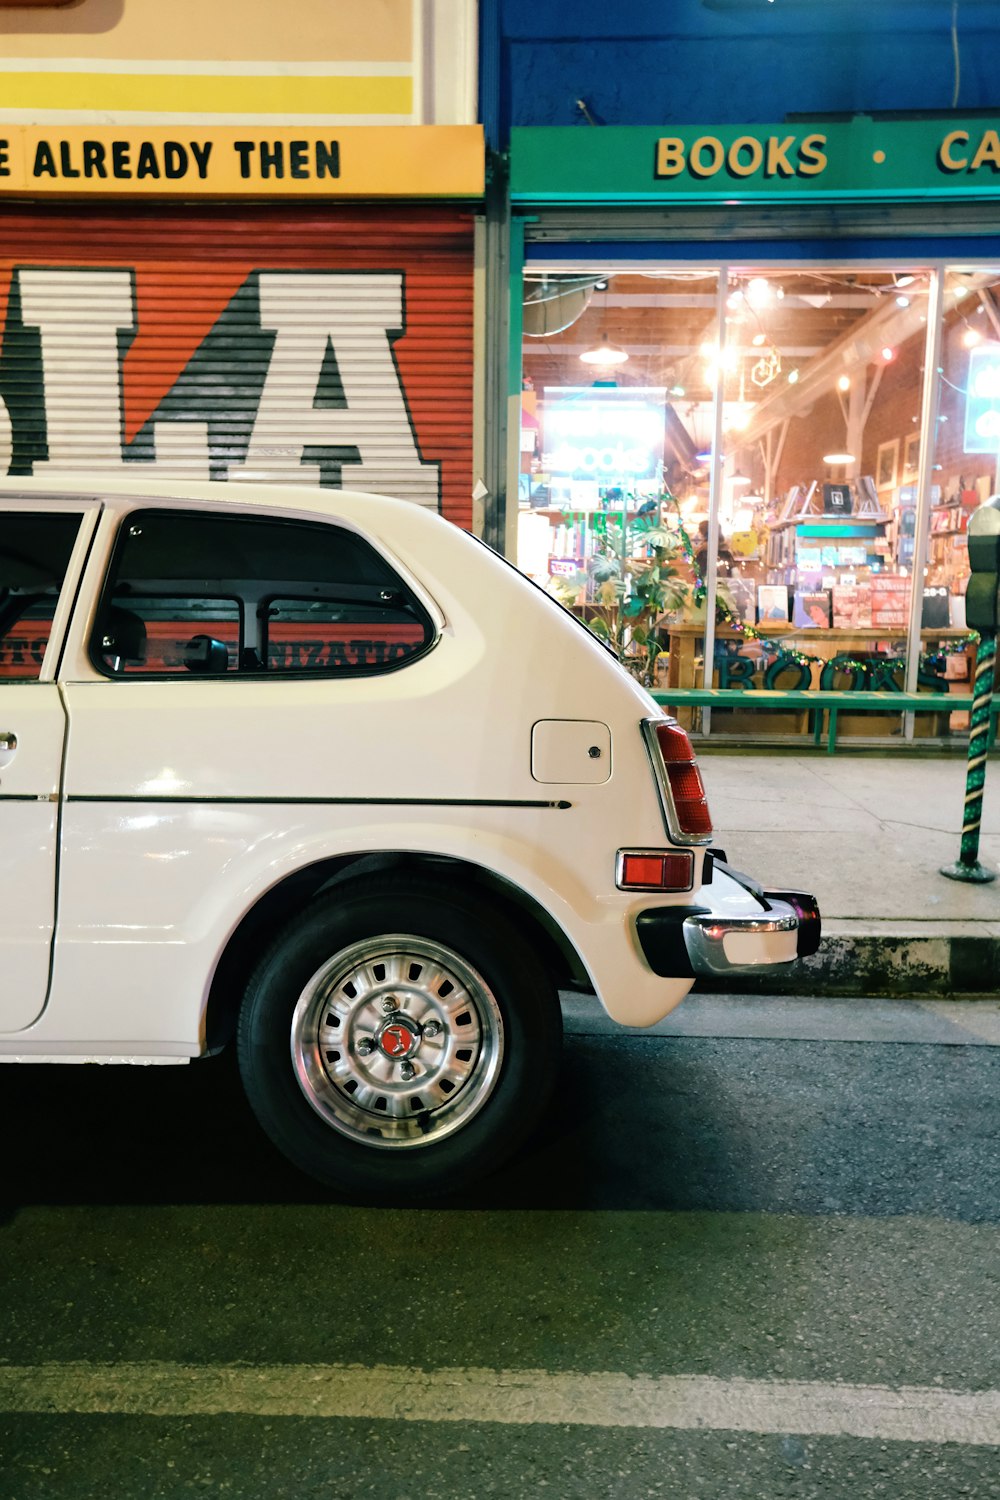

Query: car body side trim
[64,795,573,809]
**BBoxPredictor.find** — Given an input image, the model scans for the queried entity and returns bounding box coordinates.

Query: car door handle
[0,732,17,752]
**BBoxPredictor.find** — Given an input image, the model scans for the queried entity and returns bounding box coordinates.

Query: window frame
[0,503,99,684]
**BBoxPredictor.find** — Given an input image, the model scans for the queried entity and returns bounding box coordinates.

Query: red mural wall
[0,203,476,528]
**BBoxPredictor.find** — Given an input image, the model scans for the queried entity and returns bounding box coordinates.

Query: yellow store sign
[0,125,484,198]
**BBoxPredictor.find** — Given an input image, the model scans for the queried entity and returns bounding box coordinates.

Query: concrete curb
[696,933,1000,997]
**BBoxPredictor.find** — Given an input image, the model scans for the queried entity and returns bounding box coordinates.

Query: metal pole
[940,630,997,882]
[480,149,513,555]
[903,264,945,738]
[700,266,729,735]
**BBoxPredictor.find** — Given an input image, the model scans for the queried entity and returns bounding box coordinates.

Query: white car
[0,476,818,1197]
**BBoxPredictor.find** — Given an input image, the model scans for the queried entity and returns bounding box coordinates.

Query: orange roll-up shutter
[0,203,475,528]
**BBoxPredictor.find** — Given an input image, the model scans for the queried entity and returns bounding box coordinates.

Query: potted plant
[547,494,735,686]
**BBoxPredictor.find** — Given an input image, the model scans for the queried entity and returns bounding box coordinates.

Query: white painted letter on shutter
[231,271,440,507]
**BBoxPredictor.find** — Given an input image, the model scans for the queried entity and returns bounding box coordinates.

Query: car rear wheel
[236,875,562,1198]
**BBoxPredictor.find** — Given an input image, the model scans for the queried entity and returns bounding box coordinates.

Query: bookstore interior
[517,263,1000,742]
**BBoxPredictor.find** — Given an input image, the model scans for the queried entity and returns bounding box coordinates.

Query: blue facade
[482,0,1000,144]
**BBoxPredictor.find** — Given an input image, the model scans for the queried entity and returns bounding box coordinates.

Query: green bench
[650,687,1000,754]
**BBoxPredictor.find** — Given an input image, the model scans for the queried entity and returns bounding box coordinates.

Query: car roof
[0,473,443,536]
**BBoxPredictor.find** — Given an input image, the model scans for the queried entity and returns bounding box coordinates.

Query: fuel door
[531,719,612,784]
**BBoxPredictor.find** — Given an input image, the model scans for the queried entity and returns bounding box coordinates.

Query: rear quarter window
[91,509,436,679]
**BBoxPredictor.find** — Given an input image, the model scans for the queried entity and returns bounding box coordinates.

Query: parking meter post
[941,496,1000,884]
[941,630,997,882]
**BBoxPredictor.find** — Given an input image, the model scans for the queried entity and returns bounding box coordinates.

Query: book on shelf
[792,590,832,628]
[757,585,789,622]
[727,577,757,624]
[822,482,852,516]
[921,586,950,628]
[832,583,872,628]
[870,574,909,628]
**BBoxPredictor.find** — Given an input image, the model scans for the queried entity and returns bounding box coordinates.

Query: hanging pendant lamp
[580,332,629,366]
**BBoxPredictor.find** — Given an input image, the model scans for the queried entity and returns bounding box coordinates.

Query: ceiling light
[729,470,752,487]
[788,368,800,384]
[746,277,772,310]
[823,451,855,464]
[896,274,916,288]
[752,332,767,346]
[963,326,984,348]
[895,294,911,308]
[881,346,896,362]
[837,375,850,391]
[579,333,629,366]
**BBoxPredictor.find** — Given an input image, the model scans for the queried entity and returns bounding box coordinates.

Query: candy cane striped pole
[941,630,997,883]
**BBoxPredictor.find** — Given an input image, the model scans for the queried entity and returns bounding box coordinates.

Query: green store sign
[510,119,1000,202]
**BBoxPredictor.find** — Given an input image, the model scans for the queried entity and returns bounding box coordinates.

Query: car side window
[92,509,434,678]
[0,512,82,681]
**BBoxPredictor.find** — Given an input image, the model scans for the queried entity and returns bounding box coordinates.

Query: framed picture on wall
[876,438,899,491]
[902,432,920,482]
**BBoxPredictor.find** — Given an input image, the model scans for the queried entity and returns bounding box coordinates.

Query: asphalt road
[1,994,999,1498]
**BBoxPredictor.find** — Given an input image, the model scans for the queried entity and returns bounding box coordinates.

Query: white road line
[1,1364,999,1446]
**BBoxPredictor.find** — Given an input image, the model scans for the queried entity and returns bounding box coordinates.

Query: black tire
[236,873,562,1199]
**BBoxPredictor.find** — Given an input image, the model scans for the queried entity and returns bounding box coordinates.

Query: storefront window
[518,270,720,685]
[924,268,1000,727]
[517,260,995,742]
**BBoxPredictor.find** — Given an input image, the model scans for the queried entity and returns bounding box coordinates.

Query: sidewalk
[695,749,1000,996]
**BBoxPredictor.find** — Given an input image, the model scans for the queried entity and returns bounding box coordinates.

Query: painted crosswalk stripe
[1,1364,999,1446]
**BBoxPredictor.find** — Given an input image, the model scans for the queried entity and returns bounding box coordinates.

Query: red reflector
[661,853,696,887]
[621,854,664,887]
[618,850,694,890]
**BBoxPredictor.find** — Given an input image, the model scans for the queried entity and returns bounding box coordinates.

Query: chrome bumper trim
[682,899,799,977]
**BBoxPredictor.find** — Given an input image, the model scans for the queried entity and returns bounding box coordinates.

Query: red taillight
[653,720,713,838]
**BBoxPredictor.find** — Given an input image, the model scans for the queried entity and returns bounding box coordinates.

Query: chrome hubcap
[290,935,504,1150]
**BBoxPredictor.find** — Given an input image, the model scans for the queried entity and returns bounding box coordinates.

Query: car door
[0,504,98,1032]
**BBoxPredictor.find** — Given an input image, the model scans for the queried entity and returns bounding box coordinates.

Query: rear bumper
[636,863,821,979]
